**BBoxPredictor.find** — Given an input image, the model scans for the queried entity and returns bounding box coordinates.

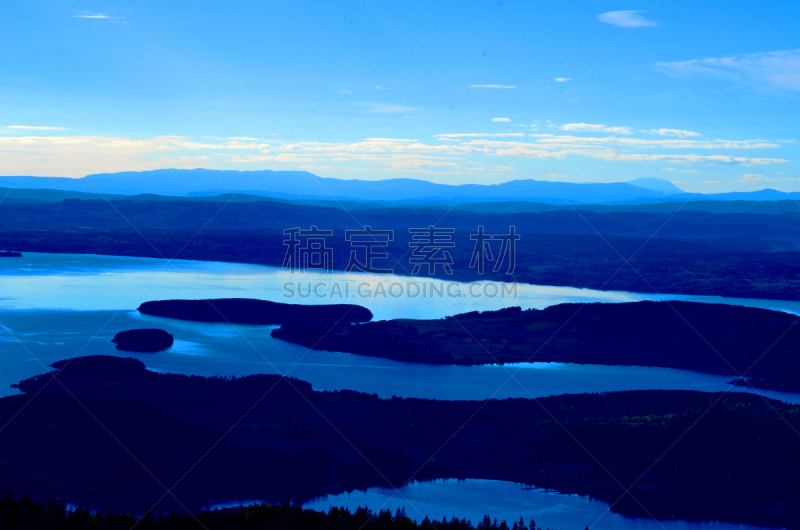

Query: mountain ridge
[0,169,672,205]
[2,169,798,205]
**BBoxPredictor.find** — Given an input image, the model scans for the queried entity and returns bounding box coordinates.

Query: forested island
[138,298,373,325]
[112,328,174,352]
[6,356,800,528]
[0,250,21,257]
[271,301,800,392]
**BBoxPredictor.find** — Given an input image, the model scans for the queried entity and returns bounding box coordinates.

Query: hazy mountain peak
[626,178,684,195]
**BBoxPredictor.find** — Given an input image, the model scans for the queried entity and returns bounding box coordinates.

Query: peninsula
[138,298,373,325]
[271,301,800,392]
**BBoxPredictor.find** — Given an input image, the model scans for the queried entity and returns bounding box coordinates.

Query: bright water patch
[304,479,777,530]
[2,253,800,319]
[1,308,799,404]
[1,253,800,403]
[1,253,796,529]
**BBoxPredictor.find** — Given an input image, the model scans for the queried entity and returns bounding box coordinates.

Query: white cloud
[73,11,128,23]
[470,84,517,89]
[727,173,800,190]
[436,133,525,138]
[529,133,778,150]
[489,165,515,174]
[358,103,421,114]
[554,78,572,83]
[561,123,633,135]
[74,11,110,19]
[334,84,389,91]
[646,128,701,138]
[492,117,512,123]
[663,167,700,174]
[597,10,658,29]
[0,135,215,177]
[656,49,800,90]
[8,125,65,131]
[0,131,786,180]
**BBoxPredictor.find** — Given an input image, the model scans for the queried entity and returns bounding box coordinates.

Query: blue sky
[1,1,799,192]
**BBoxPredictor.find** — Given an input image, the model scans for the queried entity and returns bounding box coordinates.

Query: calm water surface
[2,253,793,530]
[1,253,799,404]
[276,479,777,530]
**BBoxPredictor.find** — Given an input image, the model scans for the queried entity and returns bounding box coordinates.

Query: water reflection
[1,253,799,404]
[305,479,776,530]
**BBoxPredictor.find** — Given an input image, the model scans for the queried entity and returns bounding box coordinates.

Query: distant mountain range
[1,169,799,206]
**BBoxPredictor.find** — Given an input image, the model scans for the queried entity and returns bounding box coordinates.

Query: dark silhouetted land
[138,298,373,325]
[6,356,800,527]
[0,494,546,530]
[272,301,800,392]
[3,224,800,301]
[112,328,174,352]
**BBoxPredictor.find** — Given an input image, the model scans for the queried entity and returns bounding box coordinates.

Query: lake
[222,479,776,530]
[2,252,795,530]
[1,252,799,404]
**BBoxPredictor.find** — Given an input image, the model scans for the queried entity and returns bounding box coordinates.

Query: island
[111,328,174,352]
[271,301,800,392]
[6,355,800,528]
[0,250,22,257]
[138,298,373,325]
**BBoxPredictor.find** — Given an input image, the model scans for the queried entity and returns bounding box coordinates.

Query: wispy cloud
[470,84,517,89]
[492,117,512,123]
[73,11,110,19]
[8,125,65,131]
[741,173,765,181]
[656,49,800,90]
[597,10,658,28]
[73,10,128,23]
[554,78,572,83]
[358,103,420,114]
[437,133,525,138]
[0,131,786,180]
[728,173,800,190]
[334,84,389,91]
[530,133,777,150]
[561,123,633,135]
[663,167,700,174]
[646,128,701,138]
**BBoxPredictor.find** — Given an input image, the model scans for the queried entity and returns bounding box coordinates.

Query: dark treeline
[138,299,373,325]
[271,301,800,392]
[6,356,800,528]
[4,198,800,243]
[2,228,800,301]
[0,494,569,530]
